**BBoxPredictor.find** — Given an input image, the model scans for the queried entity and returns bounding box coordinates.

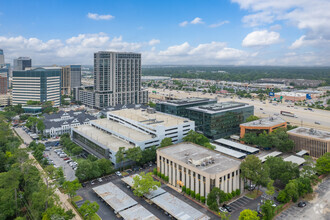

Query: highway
[148,88,330,131]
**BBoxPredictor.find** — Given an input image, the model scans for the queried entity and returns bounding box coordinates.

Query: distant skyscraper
[14,57,32,70]
[0,49,4,67]
[61,65,82,95]
[93,51,148,108]
[0,73,7,94]
[12,67,61,106]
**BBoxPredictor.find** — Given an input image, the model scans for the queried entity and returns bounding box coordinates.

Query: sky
[1,0,330,66]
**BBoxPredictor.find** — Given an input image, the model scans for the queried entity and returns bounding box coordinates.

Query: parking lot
[76,167,219,220]
[44,148,77,181]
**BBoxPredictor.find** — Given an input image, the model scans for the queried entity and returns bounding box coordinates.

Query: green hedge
[201,196,206,203]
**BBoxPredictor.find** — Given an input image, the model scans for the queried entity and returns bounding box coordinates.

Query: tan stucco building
[288,127,330,158]
[157,142,243,198]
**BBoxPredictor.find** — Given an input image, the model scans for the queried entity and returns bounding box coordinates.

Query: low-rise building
[156,97,217,118]
[287,127,330,158]
[157,142,242,197]
[240,116,287,139]
[72,86,95,108]
[71,105,195,167]
[187,102,254,140]
[0,93,11,106]
[43,110,96,137]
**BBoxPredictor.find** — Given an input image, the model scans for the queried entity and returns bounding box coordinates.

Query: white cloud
[232,0,330,48]
[87,12,114,20]
[242,30,281,47]
[179,21,188,27]
[209,20,229,28]
[159,42,191,56]
[148,39,160,46]
[190,17,204,24]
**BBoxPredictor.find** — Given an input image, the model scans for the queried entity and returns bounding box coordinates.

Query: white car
[115,171,122,177]
[219,207,228,213]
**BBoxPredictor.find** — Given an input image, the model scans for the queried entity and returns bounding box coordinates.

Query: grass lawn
[91,214,101,220]
[121,171,129,176]
[72,195,83,202]
[245,190,263,199]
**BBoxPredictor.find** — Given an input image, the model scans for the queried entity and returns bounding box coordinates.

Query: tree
[71,146,83,155]
[96,158,113,176]
[265,180,275,198]
[284,180,299,202]
[160,137,173,148]
[148,101,156,108]
[239,209,260,220]
[246,115,260,122]
[126,147,142,167]
[301,156,316,178]
[42,206,75,220]
[183,130,215,150]
[240,155,269,194]
[116,147,126,170]
[141,146,157,164]
[78,200,99,220]
[132,172,161,197]
[62,179,82,199]
[260,200,276,220]
[315,152,330,174]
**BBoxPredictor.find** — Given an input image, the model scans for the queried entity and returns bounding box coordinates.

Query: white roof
[151,192,210,220]
[92,182,137,213]
[119,204,159,220]
[296,150,309,157]
[284,155,306,166]
[214,139,259,154]
[212,143,247,159]
[259,151,282,163]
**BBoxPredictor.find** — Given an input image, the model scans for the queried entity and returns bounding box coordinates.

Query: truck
[280,110,296,117]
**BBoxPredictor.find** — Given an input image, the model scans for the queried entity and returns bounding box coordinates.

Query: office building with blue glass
[12,67,61,107]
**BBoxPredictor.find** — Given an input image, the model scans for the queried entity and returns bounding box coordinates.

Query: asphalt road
[14,127,33,145]
[149,88,330,131]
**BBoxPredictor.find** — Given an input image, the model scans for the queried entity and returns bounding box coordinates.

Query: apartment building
[157,142,242,197]
[61,65,82,95]
[12,67,61,107]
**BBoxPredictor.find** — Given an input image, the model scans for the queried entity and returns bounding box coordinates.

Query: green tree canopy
[183,130,215,150]
[62,179,82,199]
[239,209,260,220]
[160,137,173,148]
[78,200,99,220]
[246,115,260,122]
[316,152,330,174]
[132,172,161,197]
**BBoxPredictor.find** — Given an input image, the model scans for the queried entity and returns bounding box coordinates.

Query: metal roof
[214,138,259,154]
[212,143,247,159]
[284,155,306,166]
[118,204,159,220]
[258,151,282,163]
[121,174,166,199]
[296,150,309,157]
[92,182,137,214]
[151,192,210,220]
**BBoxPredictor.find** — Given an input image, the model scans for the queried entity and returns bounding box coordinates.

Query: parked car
[315,121,321,125]
[298,201,306,207]
[66,160,72,163]
[90,180,95,185]
[97,178,103,182]
[115,171,122,177]
[59,154,67,158]
[219,207,228,213]
[223,204,232,212]
[63,157,70,161]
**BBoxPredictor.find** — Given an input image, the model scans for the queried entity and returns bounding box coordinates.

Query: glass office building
[156,98,217,118]
[187,102,254,140]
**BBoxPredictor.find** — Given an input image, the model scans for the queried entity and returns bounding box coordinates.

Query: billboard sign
[269,92,275,97]
[306,94,312,100]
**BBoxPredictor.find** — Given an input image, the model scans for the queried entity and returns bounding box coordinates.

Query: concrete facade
[157,142,242,198]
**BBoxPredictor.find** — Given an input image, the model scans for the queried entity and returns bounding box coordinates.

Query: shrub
[200,196,206,203]
[157,172,161,178]
[153,168,157,175]
[231,191,236,197]
[186,188,191,195]
[161,174,165,179]
[164,176,169,182]
[227,193,232,200]
[195,193,200,201]
[191,191,195,198]
[182,186,186,192]
[236,189,241,196]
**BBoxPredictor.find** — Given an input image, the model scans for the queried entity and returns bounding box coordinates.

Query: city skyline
[0,0,330,66]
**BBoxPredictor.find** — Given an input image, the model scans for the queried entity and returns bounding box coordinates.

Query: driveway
[45,148,76,181]
[14,127,33,145]
[276,177,330,220]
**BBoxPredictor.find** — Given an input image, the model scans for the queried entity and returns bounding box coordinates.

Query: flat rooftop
[214,139,259,154]
[91,119,154,142]
[158,143,241,174]
[119,204,159,220]
[93,182,137,214]
[187,101,251,114]
[241,117,286,128]
[287,127,330,141]
[74,125,134,152]
[284,155,306,166]
[109,108,191,128]
[212,143,247,159]
[151,192,210,220]
[258,151,282,163]
[160,97,216,106]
